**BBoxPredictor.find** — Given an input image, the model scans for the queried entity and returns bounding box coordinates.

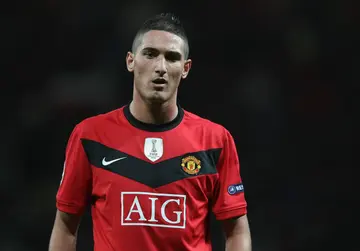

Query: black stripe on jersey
[81,139,221,188]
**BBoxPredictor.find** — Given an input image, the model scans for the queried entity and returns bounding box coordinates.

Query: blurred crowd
[2,0,356,250]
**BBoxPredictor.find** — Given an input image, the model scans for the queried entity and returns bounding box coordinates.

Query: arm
[49,210,82,251]
[222,215,251,251]
[211,128,251,250]
[49,123,92,251]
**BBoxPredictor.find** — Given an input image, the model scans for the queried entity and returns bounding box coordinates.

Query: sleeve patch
[227,183,244,195]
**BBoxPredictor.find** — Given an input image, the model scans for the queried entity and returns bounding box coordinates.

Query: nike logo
[102,157,127,166]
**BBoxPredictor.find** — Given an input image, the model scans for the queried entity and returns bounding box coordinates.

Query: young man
[49,13,251,251]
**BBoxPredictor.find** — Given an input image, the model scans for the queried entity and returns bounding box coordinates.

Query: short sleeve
[56,123,92,214]
[212,130,247,220]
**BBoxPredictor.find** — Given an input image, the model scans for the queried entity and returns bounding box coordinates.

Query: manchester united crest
[181,156,201,175]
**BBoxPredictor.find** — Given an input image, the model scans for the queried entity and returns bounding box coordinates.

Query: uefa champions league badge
[227,183,244,195]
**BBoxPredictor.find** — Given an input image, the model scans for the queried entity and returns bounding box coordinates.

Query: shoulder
[72,107,123,136]
[182,109,232,141]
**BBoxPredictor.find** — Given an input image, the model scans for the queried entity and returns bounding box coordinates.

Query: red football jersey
[56,105,247,251]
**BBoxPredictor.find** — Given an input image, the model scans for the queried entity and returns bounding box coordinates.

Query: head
[126,13,192,104]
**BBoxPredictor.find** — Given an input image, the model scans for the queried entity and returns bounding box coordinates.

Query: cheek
[168,65,184,79]
[134,68,149,82]
[134,60,151,76]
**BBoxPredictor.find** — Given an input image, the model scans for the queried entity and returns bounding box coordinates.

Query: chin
[147,96,167,104]
[146,92,170,104]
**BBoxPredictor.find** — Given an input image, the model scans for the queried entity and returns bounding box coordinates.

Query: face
[126,30,192,104]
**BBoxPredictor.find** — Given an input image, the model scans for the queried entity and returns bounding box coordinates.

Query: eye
[143,50,157,59]
[166,52,181,62]
[144,52,153,58]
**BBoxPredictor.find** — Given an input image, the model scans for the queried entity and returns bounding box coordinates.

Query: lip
[152,78,168,84]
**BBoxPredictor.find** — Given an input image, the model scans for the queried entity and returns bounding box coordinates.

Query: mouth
[152,78,168,85]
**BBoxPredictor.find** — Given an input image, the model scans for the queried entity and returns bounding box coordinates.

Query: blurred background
[2,0,357,250]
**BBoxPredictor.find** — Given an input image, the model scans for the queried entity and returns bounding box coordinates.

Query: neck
[129,96,178,124]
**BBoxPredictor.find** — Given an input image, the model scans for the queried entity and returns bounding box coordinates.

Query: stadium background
[2,0,356,250]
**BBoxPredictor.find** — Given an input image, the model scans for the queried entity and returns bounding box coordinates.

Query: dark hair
[131,13,189,59]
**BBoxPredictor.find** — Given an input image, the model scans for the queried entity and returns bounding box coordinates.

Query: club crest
[181,156,201,175]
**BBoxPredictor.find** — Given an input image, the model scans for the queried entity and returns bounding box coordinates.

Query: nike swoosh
[102,157,127,166]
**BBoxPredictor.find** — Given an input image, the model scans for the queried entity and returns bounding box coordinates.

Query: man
[49,13,251,251]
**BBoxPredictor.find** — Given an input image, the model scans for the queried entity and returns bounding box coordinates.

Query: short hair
[131,13,189,59]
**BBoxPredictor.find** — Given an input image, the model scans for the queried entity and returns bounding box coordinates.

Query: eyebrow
[142,47,182,58]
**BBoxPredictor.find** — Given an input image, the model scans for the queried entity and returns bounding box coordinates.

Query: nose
[155,56,167,76]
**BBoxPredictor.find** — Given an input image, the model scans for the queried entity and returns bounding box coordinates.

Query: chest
[84,129,221,227]
[84,134,220,185]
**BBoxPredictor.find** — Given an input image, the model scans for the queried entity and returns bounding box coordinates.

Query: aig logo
[121,192,186,229]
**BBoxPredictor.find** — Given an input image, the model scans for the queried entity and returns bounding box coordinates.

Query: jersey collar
[123,104,184,132]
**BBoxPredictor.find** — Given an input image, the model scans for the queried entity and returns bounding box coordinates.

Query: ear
[126,52,135,72]
[181,59,192,79]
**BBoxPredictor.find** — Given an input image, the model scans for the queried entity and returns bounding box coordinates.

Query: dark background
[2,0,357,250]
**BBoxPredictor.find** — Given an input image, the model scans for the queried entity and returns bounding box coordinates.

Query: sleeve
[212,129,247,220]
[56,123,92,214]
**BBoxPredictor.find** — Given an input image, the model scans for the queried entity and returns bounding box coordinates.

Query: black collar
[123,104,184,132]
